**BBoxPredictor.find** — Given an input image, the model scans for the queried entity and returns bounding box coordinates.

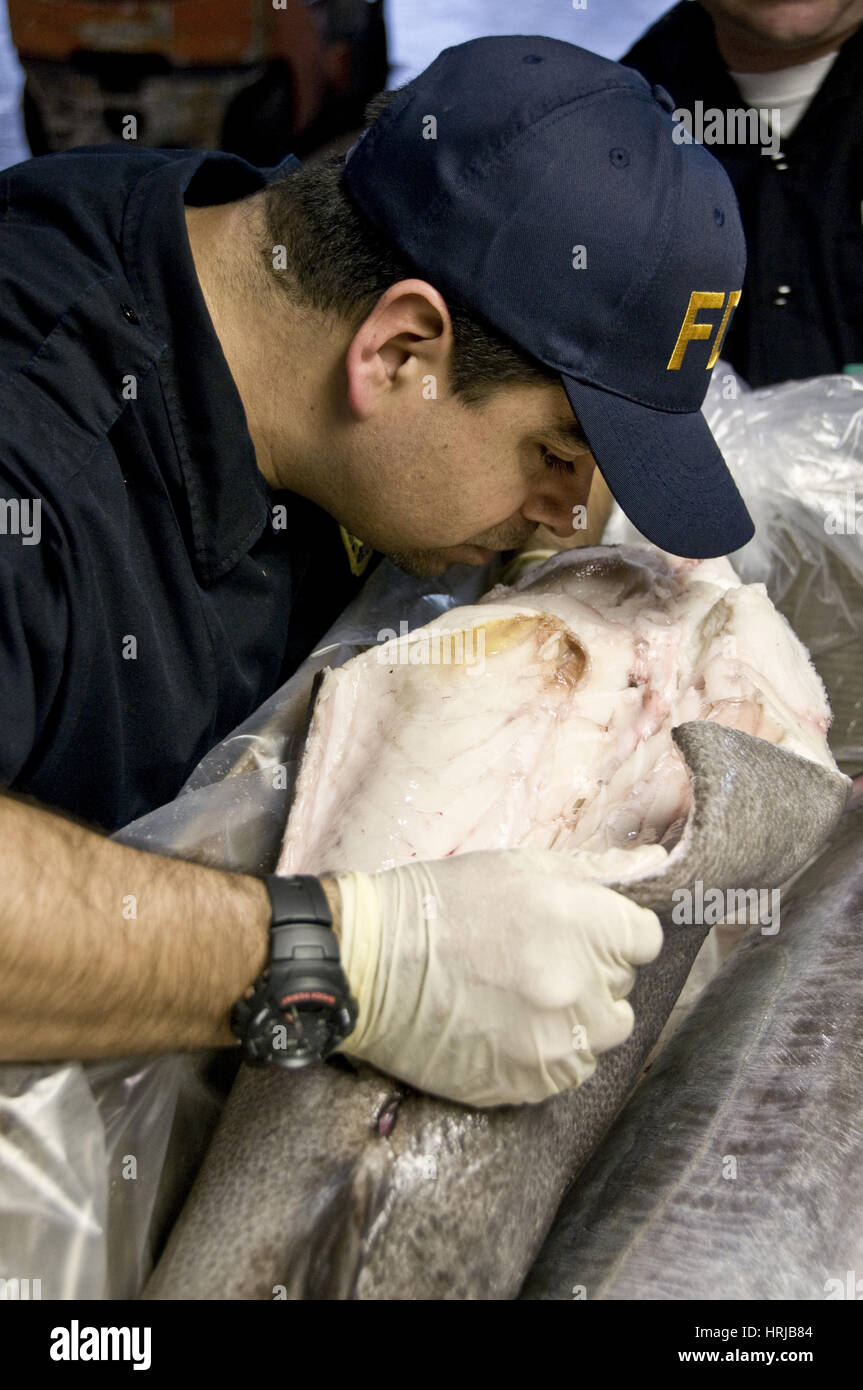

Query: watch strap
[264,874,342,969]
[263,873,333,931]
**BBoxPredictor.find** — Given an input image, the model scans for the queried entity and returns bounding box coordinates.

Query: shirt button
[121,303,140,324]
[774,285,792,305]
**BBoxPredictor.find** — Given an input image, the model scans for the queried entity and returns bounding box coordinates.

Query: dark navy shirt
[0,146,379,831]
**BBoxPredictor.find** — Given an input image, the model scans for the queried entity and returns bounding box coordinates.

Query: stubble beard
[384,547,460,579]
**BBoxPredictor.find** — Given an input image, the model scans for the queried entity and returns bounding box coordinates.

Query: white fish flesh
[277,546,837,878]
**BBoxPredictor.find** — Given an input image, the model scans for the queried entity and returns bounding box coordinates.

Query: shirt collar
[121,149,303,584]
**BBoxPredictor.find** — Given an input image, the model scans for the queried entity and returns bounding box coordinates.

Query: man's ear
[344,280,452,419]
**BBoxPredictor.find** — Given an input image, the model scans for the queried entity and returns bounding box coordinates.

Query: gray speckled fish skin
[142,724,848,1301]
[520,807,863,1303]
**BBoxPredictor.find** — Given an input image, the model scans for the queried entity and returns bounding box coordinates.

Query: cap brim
[561,375,754,559]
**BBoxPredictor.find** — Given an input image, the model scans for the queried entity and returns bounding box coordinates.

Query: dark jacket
[622,3,863,387]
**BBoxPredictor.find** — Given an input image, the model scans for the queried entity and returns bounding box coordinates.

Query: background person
[622,0,863,386]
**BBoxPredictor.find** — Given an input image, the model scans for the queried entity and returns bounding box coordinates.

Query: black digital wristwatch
[230,874,358,1068]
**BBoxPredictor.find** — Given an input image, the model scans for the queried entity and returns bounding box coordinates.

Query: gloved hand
[330,847,663,1108]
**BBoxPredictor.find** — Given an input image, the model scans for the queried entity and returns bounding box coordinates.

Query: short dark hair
[260,89,559,405]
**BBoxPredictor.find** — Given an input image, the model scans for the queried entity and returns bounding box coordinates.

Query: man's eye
[542,448,577,475]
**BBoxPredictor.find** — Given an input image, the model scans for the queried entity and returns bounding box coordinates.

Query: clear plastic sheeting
[2,367,861,1300]
[0,1064,106,1300]
[717,368,863,773]
[0,1053,224,1299]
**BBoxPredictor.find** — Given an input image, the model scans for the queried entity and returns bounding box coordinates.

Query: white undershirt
[728,50,839,140]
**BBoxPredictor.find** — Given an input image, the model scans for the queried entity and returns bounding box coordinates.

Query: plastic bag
[0,1053,223,1299]
[3,365,862,1300]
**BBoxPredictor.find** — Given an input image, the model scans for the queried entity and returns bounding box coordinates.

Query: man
[0,37,752,1107]
[622,0,863,386]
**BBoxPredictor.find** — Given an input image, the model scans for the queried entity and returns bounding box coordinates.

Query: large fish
[143,548,849,1300]
[520,807,863,1301]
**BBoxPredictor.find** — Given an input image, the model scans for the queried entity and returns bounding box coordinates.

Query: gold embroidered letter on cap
[666,291,725,370]
[706,289,742,368]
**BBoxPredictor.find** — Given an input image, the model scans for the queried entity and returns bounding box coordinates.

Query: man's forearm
[0,792,277,1060]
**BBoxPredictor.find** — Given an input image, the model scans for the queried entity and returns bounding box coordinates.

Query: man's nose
[522,460,596,538]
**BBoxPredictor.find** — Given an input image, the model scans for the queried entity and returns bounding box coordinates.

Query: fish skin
[847,771,863,811]
[141,724,849,1301]
[519,808,863,1302]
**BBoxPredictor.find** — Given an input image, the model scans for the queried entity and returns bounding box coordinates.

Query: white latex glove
[330,848,662,1108]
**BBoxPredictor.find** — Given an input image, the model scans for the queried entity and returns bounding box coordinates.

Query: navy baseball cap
[343,35,754,559]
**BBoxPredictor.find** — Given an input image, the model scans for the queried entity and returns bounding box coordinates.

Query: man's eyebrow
[542,420,590,452]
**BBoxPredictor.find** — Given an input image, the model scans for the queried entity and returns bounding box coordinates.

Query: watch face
[272,1000,339,1066]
